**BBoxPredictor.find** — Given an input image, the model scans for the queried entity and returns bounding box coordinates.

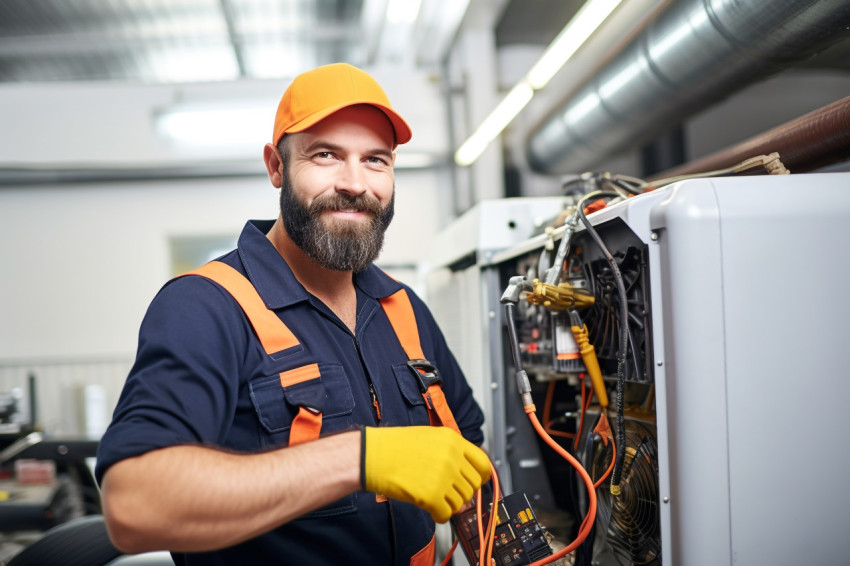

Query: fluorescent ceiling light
[455,82,533,166]
[527,0,624,89]
[156,104,440,169]
[455,0,624,166]
[156,105,272,146]
[386,0,422,24]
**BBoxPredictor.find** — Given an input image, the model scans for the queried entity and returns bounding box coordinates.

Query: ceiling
[3,0,848,179]
[0,0,479,84]
[3,0,847,87]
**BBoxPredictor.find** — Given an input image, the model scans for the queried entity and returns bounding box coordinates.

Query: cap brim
[283,101,412,146]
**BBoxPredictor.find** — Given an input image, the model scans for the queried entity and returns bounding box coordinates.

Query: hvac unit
[423,171,850,565]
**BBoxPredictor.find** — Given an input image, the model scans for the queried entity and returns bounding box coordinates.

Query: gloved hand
[361,426,491,523]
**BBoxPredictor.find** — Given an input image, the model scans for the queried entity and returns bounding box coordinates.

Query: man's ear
[263,143,283,188]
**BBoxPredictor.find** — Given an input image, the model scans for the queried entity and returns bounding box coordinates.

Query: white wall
[0,70,449,434]
[0,68,448,169]
[0,171,442,435]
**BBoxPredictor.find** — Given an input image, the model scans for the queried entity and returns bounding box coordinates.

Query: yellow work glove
[361,426,491,523]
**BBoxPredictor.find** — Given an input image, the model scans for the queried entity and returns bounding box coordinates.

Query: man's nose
[335,159,367,196]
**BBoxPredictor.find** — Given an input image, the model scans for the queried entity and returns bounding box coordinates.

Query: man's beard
[279,174,395,273]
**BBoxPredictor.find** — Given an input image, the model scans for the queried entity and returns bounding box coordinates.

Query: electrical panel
[452,492,553,566]
[425,172,850,566]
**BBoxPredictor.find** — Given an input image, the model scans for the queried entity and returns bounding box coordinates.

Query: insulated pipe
[649,95,850,179]
[526,0,850,175]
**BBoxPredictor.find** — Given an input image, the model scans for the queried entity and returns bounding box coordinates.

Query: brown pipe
[650,96,850,180]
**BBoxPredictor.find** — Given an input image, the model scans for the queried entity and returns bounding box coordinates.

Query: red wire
[543,380,557,425]
[574,379,595,452]
[543,380,576,440]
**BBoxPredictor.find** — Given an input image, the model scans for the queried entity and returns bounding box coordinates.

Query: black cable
[627,324,641,382]
[627,308,644,329]
[576,430,599,566]
[575,190,629,494]
[504,303,525,374]
[610,177,646,195]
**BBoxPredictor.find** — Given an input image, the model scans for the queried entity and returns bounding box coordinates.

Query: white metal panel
[648,172,850,565]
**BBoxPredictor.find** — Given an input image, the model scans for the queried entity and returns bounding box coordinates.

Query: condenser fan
[591,419,660,565]
[581,245,652,383]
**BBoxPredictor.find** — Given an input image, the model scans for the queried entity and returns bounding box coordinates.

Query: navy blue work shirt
[95,219,485,566]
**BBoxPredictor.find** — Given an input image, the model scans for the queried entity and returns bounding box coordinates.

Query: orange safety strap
[180,261,321,445]
[279,363,323,445]
[183,261,299,355]
[379,289,460,434]
[182,263,458,444]
[289,407,322,446]
[409,534,436,566]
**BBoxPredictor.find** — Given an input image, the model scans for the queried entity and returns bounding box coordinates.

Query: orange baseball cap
[272,63,412,147]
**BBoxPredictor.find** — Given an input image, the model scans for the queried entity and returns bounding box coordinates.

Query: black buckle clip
[406,359,442,393]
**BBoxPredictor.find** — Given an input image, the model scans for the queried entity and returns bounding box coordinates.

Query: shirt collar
[236,220,404,310]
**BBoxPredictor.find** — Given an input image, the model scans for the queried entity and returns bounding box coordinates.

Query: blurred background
[2,0,849,438]
[0,2,849,561]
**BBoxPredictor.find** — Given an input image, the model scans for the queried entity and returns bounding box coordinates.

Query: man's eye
[367,156,388,165]
[316,152,334,159]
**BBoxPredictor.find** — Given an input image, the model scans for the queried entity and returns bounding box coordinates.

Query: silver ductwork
[526,0,850,175]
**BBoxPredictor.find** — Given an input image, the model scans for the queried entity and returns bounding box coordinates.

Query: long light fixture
[454,0,624,167]
[386,0,423,23]
[454,83,533,166]
[155,104,272,146]
[154,103,438,169]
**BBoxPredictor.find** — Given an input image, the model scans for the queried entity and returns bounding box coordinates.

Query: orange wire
[526,409,598,566]
[545,427,576,439]
[476,491,484,564]
[483,461,500,566]
[471,461,501,566]
[594,440,616,489]
[458,379,604,566]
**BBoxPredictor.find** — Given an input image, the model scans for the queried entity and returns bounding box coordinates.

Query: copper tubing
[651,96,850,180]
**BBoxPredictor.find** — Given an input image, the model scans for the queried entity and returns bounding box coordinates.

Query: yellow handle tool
[571,323,608,409]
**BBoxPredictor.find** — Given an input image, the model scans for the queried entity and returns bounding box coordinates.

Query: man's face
[278,105,397,272]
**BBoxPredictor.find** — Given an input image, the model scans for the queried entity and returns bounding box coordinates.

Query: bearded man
[95,63,489,566]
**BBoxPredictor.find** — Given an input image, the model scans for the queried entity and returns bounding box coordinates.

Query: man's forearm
[100,430,361,553]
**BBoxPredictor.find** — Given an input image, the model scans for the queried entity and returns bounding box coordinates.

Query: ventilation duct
[526,0,850,175]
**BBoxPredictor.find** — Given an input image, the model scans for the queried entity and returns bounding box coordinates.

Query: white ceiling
[0,0,475,84]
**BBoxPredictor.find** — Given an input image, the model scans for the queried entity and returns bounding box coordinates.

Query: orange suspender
[184,261,299,354]
[379,289,461,435]
[181,262,321,446]
[182,261,459,444]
